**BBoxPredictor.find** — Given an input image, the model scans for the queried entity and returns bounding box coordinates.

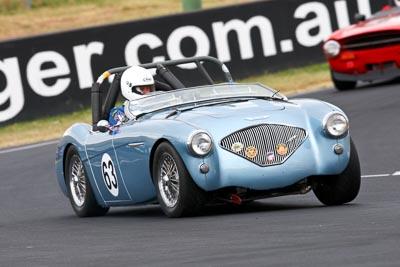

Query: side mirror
[97,120,110,133]
[354,13,366,23]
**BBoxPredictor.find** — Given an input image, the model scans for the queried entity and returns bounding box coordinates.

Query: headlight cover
[187,131,213,156]
[323,112,349,138]
[323,40,341,57]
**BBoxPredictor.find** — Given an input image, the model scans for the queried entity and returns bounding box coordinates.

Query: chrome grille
[220,124,307,167]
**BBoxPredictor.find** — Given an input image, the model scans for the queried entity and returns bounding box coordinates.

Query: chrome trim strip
[128,142,145,148]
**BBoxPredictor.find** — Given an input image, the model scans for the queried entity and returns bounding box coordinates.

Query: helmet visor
[133,84,156,95]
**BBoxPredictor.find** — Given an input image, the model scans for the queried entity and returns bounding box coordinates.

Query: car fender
[55,123,92,198]
[148,120,209,191]
[113,119,209,192]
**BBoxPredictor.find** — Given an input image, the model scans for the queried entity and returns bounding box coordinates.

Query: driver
[109,66,155,126]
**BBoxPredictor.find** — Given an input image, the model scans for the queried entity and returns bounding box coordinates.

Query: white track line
[392,171,400,176]
[361,174,391,178]
[0,140,59,155]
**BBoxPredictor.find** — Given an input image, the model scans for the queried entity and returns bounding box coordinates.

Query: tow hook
[230,194,242,205]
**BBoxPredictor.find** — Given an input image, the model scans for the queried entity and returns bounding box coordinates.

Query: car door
[85,131,132,204]
[111,121,157,204]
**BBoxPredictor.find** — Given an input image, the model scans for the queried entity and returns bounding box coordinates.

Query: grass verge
[0,0,254,39]
[0,63,331,149]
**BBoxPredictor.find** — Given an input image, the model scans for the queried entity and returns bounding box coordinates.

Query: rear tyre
[313,138,361,205]
[331,70,357,91]
[65,147,109,217]
[152,142,206,218]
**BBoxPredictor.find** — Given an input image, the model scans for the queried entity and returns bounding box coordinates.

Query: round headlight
[324,112,349,138]
[323,40,341,57]
[187,131,213,156]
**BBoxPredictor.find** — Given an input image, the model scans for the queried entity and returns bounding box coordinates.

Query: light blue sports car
[55,56,360,218]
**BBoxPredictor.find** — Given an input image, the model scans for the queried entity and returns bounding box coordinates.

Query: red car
[323,3,400,90]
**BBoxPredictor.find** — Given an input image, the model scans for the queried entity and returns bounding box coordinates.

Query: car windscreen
[370,6,400,19]
[126,83,287,118]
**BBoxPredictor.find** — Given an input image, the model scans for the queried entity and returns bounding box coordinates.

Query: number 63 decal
[101,153,119,197]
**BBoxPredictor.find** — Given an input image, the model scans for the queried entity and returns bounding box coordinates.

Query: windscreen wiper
[165,109,181,119]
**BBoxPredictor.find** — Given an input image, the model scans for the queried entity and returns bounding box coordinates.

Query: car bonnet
[329,8,400,40]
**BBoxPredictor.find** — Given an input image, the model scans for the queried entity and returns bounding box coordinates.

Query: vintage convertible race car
[55,56,361,218]
[323,3,400,90]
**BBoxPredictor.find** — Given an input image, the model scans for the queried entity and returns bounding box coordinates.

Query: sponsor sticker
[231,142,244,153]
[245,146,258,158]
[267,152,275,163]
[276,143,288,156]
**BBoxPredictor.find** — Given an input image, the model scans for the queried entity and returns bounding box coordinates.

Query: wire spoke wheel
[65,147,109,217]
[153,142,207,217]
[158,153,180,208]
[69,156,87,207]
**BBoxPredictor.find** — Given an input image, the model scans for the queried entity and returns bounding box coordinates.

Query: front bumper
[328,44,400,81]
[332,66,400,82]
[202,136,350,191]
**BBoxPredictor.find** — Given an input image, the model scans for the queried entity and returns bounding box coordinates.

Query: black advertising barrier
[0,0,382,125]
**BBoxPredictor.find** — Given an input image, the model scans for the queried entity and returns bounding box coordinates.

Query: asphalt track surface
[1,81,399,266]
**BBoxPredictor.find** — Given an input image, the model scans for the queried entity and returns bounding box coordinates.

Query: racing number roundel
[101,153,119,197]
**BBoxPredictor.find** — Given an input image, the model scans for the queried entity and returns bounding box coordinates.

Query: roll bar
[91,56,233,131]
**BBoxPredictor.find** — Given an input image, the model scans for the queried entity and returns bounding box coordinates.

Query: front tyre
[65,147,109,217]
[152,142,206,218]
[331,70,357,91]
[313,138,361,205]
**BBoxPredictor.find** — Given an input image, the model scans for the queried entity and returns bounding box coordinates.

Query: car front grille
[343,31,400,51]
[220,124,307,167]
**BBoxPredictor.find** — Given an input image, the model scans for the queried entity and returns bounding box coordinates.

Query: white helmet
[120,66,155,101]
